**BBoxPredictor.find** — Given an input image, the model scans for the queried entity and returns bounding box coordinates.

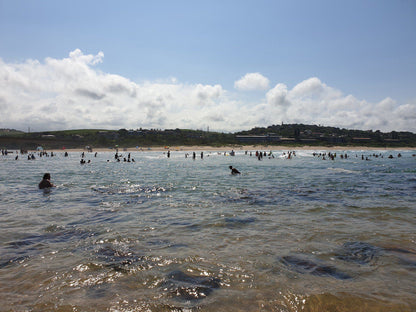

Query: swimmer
[229,166,241,175]
[39,173,54,189]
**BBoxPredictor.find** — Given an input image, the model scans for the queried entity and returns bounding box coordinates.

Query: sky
[0,0,415,133]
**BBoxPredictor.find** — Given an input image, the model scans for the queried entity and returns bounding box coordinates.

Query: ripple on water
[1,150,416,311]
[92,184,168,196]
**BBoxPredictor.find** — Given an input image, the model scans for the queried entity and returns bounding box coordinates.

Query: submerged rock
[161,270,221,301]
[224,216,256,228]
[382,245,416,269]
[280,255,351,280]
[94,244,143,273]
[2,226,96,268]
[7,226,95,248]
[0,255,29,268]
[336,242,382,265]
[336,242,416,270]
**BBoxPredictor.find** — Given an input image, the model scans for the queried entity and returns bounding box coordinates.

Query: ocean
[1,149,415,311]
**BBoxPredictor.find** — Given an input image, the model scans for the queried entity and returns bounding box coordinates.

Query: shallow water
[1,149,415,311]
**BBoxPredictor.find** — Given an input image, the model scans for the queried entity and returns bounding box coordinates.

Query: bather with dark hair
[39,173,54,189]
[229,166,241,175]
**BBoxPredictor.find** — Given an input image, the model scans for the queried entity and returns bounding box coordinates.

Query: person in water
[39,173,54,189]
[229,166,241,175]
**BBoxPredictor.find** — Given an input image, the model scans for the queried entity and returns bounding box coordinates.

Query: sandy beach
[36,145,416,154]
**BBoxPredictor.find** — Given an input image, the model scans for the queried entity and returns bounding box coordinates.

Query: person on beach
[39,173,54,189]
[229,166,241,175]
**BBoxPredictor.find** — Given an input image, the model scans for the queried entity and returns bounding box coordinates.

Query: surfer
[229,166,241,175]
[38,173,54,189]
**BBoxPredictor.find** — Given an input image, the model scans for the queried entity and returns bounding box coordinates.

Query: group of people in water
[0,147,411,190]
[183,151,204,159]
[113,152,135,163]
[1,149,58,160]
[242,150,297,160]
[34,149,244,189]
[312,152,404,161]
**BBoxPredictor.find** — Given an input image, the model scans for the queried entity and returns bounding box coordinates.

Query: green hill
[0,124,415,150]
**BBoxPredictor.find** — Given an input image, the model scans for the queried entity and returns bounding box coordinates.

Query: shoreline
[30,145,416,153]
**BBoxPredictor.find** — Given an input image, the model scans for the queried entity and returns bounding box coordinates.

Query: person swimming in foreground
[39,173,54,189]
[229,166,241,175]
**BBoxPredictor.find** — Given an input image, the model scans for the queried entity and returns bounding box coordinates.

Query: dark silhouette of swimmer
[39,173,54,189]
[229,166,241,175]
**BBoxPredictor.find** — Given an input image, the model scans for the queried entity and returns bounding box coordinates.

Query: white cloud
[266,83,289,107]
[194,84,223,104]
[0,50,229,131]
[263,77,416,132]
[291,77,321,96]
[0,50,415,133]
[234,73,270,91]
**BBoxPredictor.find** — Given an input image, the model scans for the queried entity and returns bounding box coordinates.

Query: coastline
[33,145,416,153]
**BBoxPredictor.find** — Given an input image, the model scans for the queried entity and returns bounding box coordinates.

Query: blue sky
[1,0,415,132]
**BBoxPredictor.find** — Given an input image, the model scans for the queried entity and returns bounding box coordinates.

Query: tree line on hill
[0,124,415,150]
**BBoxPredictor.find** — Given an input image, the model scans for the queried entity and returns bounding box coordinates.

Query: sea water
[0,149,415,311]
